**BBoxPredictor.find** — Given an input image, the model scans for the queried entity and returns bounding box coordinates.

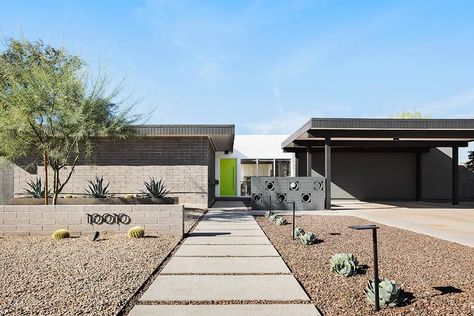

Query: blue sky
[2,1,474,142]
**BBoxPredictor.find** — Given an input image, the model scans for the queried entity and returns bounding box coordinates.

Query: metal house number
[86,213,131,225]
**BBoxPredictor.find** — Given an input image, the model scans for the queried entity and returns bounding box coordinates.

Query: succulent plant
[294,227,305,238]
[268,214,278,222]
[265,210,274,218]
[63,194,73,199]
[24,178,50,198]
[52,229,70,240]
[298,231,317,245]
[274,216,288,225]
[364,278,405,308]
[127,226,145,238]
[144,178,169,198]
[330,253,359,277]
[124,194,135,199]
[86,176,110,198]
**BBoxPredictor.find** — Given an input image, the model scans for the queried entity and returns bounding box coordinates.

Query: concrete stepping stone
[183,236,271,245]
[129,304,321,316]
[161,257,290,274]
[196,223,261,229]
[174,244,279,257]
[191,229,265,236]
[139,275,310,301]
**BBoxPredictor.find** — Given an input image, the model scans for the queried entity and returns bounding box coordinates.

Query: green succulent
[24,178,50,198]
[274,216,288,225]
[144,178,170,198]
[364,278,405,308]
[86,176,110,198]
[268,214,277,222]
[330,253,359,277]
[294,227,305,238]
[52,229,70,240]
[265,210,274,218]
[298,231,317,245]
[124,194,135,199]
[127,226,145,238]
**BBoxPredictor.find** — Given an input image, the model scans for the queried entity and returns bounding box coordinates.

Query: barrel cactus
[52,229,70,240]
[127,226,145,238]
[294,227,305,238]
[124,194,135,199]
[298,231,317,245]
[274,216,288,225]
[364,278,405,308]
[330,253,359,277]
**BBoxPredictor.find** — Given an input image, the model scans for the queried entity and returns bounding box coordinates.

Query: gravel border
[256,215,474,316]
[0,233,180,315]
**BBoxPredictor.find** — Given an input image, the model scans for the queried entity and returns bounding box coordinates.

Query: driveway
[330,200,474,247]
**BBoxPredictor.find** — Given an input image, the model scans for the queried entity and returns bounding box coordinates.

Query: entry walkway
[129,204,321,316]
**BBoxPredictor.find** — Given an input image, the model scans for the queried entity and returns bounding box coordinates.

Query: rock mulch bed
[0,233,180,315]
[184,208,206,233]
[256,215,474,316]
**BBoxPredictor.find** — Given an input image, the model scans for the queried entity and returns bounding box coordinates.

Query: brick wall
[0,204,184,236]
[13,136,214,208]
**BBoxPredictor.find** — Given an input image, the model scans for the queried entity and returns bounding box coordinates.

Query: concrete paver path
[130,204,321,315]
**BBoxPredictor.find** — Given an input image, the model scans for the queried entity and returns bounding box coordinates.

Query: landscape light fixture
[348,224,380,311]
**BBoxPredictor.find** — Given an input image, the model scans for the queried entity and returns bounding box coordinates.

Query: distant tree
[390,110,431,119]
[466,151,474,172]
[0,38,140,204]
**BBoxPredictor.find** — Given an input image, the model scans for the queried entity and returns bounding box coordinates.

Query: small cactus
[52,229,70,240]
[298,231,317,245]
[127,226,145,238]
[330,253,359,277]
[274,216,288,225]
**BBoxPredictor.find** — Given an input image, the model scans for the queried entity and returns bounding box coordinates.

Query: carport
[282,118,474,209]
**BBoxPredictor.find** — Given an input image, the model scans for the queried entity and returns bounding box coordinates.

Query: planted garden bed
[256,215,474,315]
[10,196,178,205]
[0,233,180,315]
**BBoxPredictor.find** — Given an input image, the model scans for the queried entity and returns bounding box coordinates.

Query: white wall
[215,135,295,197]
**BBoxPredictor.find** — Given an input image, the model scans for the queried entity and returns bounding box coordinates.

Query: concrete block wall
[0,159,13,204]
[0,204,184,237]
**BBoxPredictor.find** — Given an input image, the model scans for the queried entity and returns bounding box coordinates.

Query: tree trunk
[52,169,59,205]
[43,152,49,205]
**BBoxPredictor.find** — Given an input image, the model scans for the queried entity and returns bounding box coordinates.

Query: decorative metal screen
[250,177,326,210]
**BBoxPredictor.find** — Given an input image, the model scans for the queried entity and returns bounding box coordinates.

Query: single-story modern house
[2,118,474,208]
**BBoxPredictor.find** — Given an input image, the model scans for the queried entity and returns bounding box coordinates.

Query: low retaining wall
[0,204,184,237]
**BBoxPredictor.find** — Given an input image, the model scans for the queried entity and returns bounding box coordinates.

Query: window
[240,159,257,196]
[275,159,291,177]
[258,159,274,177]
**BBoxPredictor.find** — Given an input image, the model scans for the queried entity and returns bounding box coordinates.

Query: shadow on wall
[459,165,474,201]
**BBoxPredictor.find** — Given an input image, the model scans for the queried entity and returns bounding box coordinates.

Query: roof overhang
[283,118,474,152]
[135,124,235,152]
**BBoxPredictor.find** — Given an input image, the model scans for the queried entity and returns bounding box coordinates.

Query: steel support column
[306,146,312,176]
[325,138,332,209]
[416,152,422,201]
[452,147,459,205]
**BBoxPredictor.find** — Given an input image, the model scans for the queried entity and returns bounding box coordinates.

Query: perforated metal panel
[251,177,325,210]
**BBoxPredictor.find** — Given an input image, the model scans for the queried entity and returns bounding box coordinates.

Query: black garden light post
[349,224,380,311]
[291,201,296,240]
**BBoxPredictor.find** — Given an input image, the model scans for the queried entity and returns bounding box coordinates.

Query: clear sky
[2,1,474,147]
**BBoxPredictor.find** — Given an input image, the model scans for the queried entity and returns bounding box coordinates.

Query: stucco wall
[0,159,13,205]
[0,204,184,236]
[13,136,214,208]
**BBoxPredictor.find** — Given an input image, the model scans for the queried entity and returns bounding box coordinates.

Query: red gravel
[256,215,474,316]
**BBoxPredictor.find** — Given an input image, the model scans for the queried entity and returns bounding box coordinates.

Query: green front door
[220,158,237,196]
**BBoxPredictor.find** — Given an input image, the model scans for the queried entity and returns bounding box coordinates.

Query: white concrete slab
[183,236,271,245]
[174,244,279,257]
[191,229,265,236]
[139,275,310,301]
[161,257,290,274]
[196,223,261,229]
[129,304,321,316]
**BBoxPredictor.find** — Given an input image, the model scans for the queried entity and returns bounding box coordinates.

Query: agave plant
[294,227,305,238]
[298,231,317,245]
[364,278,405,308]
[86,176,110,198]
[274,216,288,225]
[144,178,170,198]
[24,178,49,198]
[330,253,359,277]
[265,210,274,218]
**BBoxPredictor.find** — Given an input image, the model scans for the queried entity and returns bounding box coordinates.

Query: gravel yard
[0,233,180,315]
[256,215,474,316]
[184,207,206,233]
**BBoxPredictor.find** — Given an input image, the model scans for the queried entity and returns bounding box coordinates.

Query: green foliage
[24,177,49,198]
[265,210,274,218]
[330,253,359,277]
[364,278,405,308]
[86,176,110,198]
[0,38,140,204]
[466,151,474,172]
[127,226,145,238]
[52,228,70,240]
[274,216,288,225]
[144,178,169,198]
[294,227,305,238]
[298,231,317,245]
[390,110,430,119]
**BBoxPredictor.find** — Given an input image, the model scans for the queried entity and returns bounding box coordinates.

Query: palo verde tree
[390,110,430,119]
[0,38,140,204]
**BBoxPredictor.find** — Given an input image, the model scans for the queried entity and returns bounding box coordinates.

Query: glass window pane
[258,159,274,177]
[240,159,256,196]
[276,159,291,177]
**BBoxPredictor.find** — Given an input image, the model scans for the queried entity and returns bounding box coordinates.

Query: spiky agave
[144,178,170,198]
[86,176,110,198]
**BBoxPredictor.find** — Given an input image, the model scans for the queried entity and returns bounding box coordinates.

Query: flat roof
[283,118,474,151]
[135,124,235,151]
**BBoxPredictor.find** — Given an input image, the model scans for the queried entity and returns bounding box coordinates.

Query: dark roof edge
[281,119,312,149]
[134,124,235,136]
[310,118,474,129]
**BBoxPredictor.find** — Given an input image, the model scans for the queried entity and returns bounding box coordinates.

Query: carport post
[416,152,422,201]
[306,146,312,176]
[452,146,459,205]
[325,137,332,209]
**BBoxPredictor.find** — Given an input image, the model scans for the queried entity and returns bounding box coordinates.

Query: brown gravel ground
[184,208,206,233]
[0,233,180,315]
[256,215,474,316]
